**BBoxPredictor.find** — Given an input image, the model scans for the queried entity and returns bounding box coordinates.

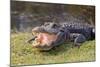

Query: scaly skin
[60,22,95,40]
[42,22,95,40]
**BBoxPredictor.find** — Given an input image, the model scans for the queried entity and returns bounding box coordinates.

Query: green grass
[11,33,95,66]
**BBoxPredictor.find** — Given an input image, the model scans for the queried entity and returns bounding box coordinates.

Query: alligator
[27,22,95,50]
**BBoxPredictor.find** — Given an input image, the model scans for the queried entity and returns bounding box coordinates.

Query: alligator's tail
[91,27,95,40]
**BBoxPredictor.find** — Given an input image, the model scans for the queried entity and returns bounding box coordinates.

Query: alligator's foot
[74,43,81,48]
[71,43,80,48]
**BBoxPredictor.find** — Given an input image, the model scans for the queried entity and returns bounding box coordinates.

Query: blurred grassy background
[11,33,95,66]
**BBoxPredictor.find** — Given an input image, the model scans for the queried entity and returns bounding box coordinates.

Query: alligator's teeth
[32,32,39,36]
[32,41,40,47]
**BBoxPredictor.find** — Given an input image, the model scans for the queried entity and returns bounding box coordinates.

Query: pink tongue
[42,34,49,41]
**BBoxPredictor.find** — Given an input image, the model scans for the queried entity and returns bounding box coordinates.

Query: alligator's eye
[51,23,58,28]
[53,24,56,27]
[44,23,49,26]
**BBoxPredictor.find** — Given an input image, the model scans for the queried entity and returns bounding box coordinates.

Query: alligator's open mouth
[31,29,57,51]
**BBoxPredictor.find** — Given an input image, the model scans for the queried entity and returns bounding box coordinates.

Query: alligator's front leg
[70,33,86,48]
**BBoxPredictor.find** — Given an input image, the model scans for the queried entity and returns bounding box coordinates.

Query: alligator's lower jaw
[32,46,53,51]
[31,41,52,51]
[32,43,52,51]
